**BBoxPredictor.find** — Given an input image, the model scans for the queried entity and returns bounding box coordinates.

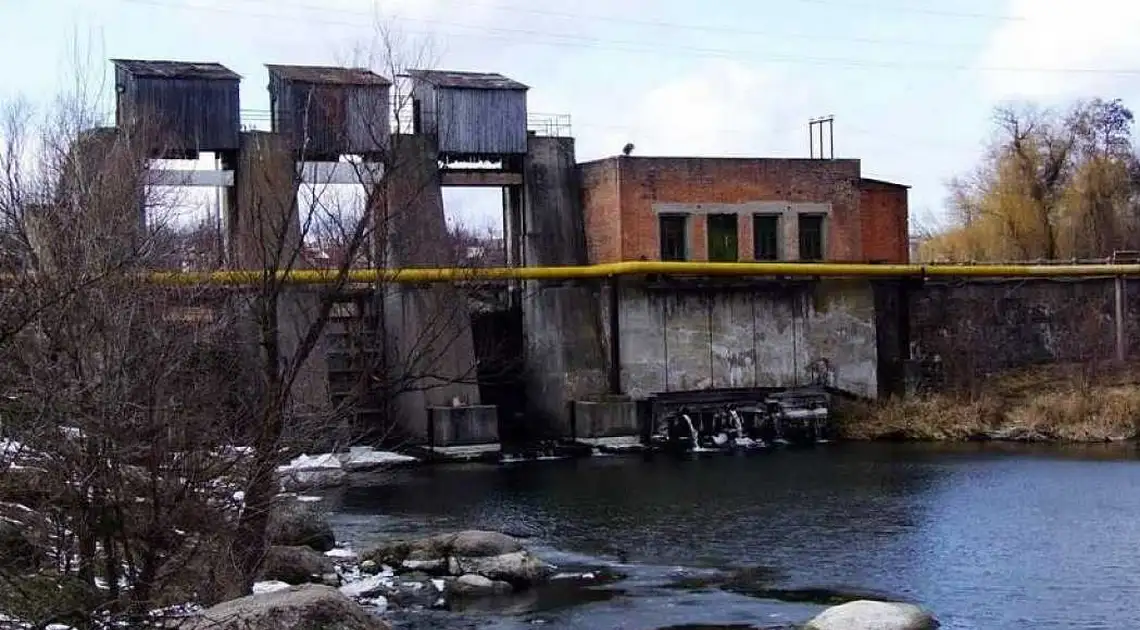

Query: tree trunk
[232,294,285,594]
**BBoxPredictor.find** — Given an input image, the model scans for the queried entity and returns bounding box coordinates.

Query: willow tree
[922,98,1140,262]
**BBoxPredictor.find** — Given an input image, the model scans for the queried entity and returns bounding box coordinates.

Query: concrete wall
[522,136,609,434]
[902,278,1132,391]
[610,278,879,399]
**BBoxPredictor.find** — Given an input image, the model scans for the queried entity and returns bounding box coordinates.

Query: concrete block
[573,399,638,438]
[428,405,500,446]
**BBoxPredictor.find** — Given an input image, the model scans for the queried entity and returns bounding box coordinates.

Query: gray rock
[446,531,524,557]
[363,530,522,568]
[806,600,938,630]
[258,546,336,586]
[402,557,447,574]
[362,530,555,588]
[186,584,389,630]
[268,504,336,552]
[360,560,380,575]
[451,551,556,587]
[278,468,347,493]
[450,574,512,597]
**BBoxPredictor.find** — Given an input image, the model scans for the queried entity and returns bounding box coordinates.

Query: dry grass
[838,362,1140,443]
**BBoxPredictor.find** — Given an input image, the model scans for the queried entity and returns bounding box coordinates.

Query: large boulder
[447,531,524,557]
[806,600,938,630]
[450,550,555,587]
[187,584,388,630]
[258,546,337,586]
[268,504,336,552]
[365,530,523,568]
[362,530,555,588]
[450,574,512,598]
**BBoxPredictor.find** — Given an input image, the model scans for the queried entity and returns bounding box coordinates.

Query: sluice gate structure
[67,56,1140,458]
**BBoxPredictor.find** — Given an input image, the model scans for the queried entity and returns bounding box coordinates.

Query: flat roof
[266,64,391,86]
[578,155,862,167]
[860,177,911,190]
[112,59,240,80]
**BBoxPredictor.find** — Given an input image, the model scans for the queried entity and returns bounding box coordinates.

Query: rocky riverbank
[838,363,1140,443]
[236,501,618,627]
[195,504,941,630]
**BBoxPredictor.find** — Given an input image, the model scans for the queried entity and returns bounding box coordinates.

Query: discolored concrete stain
[617,279,878,399]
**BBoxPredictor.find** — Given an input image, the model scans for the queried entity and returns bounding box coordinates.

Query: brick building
[579,156,909,264]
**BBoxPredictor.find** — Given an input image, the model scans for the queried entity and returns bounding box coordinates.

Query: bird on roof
[622,143,634,156]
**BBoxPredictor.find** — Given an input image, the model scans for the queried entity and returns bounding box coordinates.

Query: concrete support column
[383,134,481,443]
[522,136,609,436]
[229,132,303,271]
[276,287,334,437]
[228,132,332,438]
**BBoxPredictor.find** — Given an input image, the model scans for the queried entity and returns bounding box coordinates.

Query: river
[323,443,1140,629]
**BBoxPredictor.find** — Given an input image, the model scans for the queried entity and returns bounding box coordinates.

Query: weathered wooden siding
[115,68,240,155]
[435,88,527,155]
[346,85,390,155]
[270,78,389,158]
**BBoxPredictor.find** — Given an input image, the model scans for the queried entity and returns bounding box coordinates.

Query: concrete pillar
[522,136,609,436]
[230,132,332,437]
[43,127,147,270]
[229,132,303,270]
[383,134,481,443]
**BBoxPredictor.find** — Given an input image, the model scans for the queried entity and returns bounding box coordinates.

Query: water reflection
[331,443,1140,630]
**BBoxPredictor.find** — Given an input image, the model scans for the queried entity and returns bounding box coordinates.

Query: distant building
[579,156,909,264]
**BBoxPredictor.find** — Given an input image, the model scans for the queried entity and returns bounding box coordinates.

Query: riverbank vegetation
[838,362,1140,442]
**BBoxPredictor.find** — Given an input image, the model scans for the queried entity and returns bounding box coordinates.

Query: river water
[325,443,1140,630]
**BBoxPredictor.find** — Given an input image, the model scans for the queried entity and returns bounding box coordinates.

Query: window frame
[658,213,689,261]
[706,213,739,262]
[753,213,781,261]
[798,213,825,262]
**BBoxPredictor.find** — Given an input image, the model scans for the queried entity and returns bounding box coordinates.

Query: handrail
[138,261,1140,286]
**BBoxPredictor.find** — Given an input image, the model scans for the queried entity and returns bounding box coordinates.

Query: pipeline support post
[1115,274,1126,362]
[608,274,622,395]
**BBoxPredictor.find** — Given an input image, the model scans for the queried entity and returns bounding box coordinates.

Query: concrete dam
[90,58,1140,460]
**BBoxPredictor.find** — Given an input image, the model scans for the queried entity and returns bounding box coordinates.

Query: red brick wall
[579,159,622,263]
[612,157,864,262]
[859,181,909,263]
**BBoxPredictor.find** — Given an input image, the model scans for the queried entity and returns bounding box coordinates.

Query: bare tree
[227,22,491,594]
[0,57,262,627]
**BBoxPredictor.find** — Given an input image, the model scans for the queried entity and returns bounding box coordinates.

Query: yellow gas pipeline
[143,261,1140,286]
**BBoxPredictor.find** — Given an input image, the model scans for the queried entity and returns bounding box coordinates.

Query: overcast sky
[3,0,1139,233]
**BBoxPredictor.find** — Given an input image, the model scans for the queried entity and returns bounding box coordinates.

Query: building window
[799,214,825,261]
[707,213,739,262]
[659,214,688,261]
[753,214,780,261]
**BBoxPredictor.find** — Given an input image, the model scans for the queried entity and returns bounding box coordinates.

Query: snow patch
[361,595,388,612]
[341,447,418,472]
[252,580,292,594]
[278,453,342,472]
[339,574,395,598]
